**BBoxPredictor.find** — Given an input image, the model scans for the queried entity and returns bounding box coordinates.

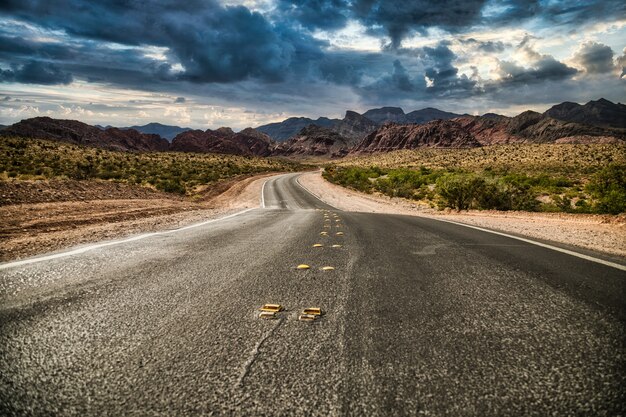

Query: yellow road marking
[259,303,284,312]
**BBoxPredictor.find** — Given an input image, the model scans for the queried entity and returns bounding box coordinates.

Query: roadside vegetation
[324,144,626,214]
[0,136,301,195]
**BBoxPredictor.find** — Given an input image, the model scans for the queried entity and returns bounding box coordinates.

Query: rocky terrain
[352,119,482,152]
[544,98,626,128]
[2,117,170,152]
[2,98,624,158]
[122,122,191,141]
[170,127,273,156]
[255,116,337,141]
[272,125,351,158]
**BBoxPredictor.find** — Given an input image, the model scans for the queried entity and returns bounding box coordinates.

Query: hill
[123,122,191,141]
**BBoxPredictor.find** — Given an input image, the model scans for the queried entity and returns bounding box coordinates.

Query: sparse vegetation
[0,136,302,195]
[323,144,626,214]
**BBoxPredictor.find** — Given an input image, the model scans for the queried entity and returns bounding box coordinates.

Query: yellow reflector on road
[296,264,311,270]
[336,232,344,236]
[321,266,335,271]
[259,303,284,312]
[312,243,323,247]
[320,232,328,236]
[299,314,317,322]
[303,307,322,316]
[331,244,342,248]
[259,311,277,320]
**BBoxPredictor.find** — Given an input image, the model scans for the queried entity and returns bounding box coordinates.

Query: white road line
[0,208,255,271]
[261,178,268,208]
[431,217,626,272]
[296,174,342,211]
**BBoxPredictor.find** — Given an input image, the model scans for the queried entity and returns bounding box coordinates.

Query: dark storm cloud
[460,38,507,53]
[0,0,325,83]
[484,0,541,24]
[495,56,578,85]
[0,0,623,115]
[277,0,624,48]
[572,42,615,74]
[415,43,477,93]
[0,60,73,84]
[352,0,487,47]
[618,48,626,78]
[543,0,626,27]
[277,0,349,31]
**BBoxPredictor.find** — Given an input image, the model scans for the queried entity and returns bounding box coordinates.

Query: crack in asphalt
[237,317,284,388]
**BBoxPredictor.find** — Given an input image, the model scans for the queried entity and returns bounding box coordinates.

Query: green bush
[586,164,626,214]
[435,173,485,211]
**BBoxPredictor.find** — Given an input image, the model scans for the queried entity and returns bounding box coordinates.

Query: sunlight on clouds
[313,21,382,52]
[143,46,170,61]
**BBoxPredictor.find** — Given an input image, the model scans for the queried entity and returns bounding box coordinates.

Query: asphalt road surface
[1,173,625,416]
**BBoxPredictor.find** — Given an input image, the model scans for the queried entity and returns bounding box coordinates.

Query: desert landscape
[1,1,625,415]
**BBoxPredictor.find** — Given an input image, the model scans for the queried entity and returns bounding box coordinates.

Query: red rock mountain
[352,120,482,153]
[1,117,169,152]
[170,127,272,156]
[273,125,350,158]
[352,112,626,153]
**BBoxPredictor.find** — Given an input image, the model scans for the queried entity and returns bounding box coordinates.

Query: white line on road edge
[296,174,342,211]
[302,173,625,271]
[261,179,268,208]
[0,208,255,271]
[432,217,626,272]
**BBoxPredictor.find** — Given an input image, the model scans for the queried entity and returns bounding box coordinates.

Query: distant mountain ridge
[255,106,462,142]
[544,98,626,128]
[1,98,624,157]
[1,117,169,152]
[122,122,192,141]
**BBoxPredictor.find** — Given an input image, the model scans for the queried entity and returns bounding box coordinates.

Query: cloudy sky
[0,0,625,129]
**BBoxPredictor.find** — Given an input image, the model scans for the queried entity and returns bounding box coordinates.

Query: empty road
[1,173,625,416]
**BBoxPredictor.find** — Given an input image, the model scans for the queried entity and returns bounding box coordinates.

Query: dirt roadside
[298,170,626,258]
[0,173,279,262]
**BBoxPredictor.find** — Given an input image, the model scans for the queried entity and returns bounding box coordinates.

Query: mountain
[362,107,406,124]
[272,125,350,158]
[331,111,378,142]
[123,122,191,141]
[544,98,626,128]
[170,127,272,156]
[352,105,626,154]
[257,106,463,142]
[0,117,169,152]
[256,117,338,142]
[352,120,482,153]
[404,108,462,124]
[454,110,626,145]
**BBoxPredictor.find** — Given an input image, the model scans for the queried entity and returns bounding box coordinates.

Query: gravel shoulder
[0,173,278,262]
[298,170,626,258]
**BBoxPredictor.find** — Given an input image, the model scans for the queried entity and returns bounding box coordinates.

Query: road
[1,173,625,416]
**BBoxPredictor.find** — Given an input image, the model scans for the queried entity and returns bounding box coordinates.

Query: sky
[0,0,625,130]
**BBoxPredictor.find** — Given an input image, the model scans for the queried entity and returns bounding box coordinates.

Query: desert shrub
[435,173,485,211]
[586,164,626,214]
[0,136,301,195]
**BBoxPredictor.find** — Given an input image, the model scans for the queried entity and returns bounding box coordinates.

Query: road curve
[1,172,624,416]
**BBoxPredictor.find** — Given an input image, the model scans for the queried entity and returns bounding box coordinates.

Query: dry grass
[339,144,626,178]
[0,135,301,195]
